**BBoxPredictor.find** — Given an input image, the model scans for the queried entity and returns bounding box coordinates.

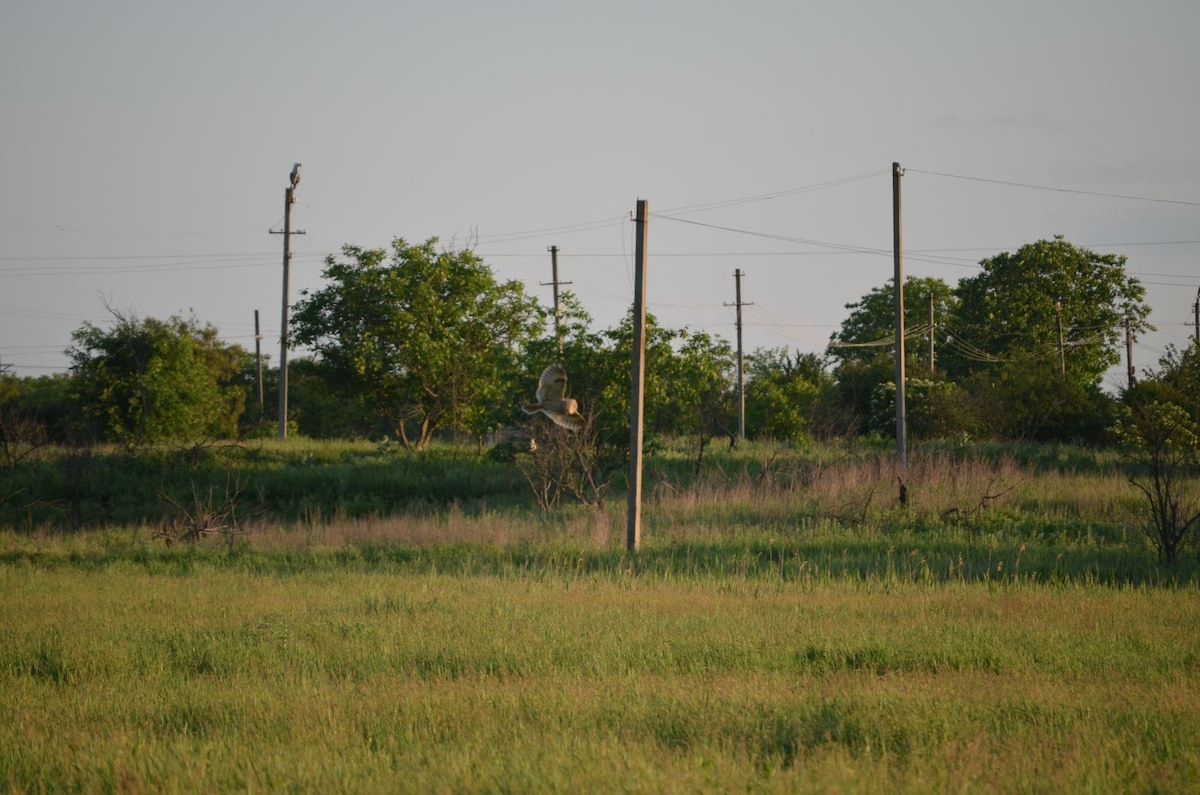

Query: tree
[68,311,249,444]
[827,276,957,435]
[1129,342,1200,424]
[284,357,383,440]
[948,237,1151,388]
[743,348,836,442]
[0,373,76,452]
[291,238,544,450]
[961,354,1115,443]
[517,296,637,510]
[1115,400,1200,567]
[666,329,736,471]
[827,275,957,374]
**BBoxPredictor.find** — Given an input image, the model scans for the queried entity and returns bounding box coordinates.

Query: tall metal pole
[254,310,264,410]
[627,199,648,553]
[1125,316,1136,390]
[277,163,301,440]
[892,163,907,469]
[1194,287,1199,344]
[1055,300,1066,377]
[542,245,571,359]
[550,245,561,356]
[726,269,750,441]
[927,291,935,374]
[736,269,745,441]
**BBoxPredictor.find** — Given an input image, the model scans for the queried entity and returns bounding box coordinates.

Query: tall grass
[2,438,1197,790]
[1,559,1197,792]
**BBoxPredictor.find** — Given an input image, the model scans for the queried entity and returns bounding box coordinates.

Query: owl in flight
[522,364,584,431]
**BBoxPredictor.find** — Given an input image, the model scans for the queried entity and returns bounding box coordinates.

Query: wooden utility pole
[927,292,936,374]
[542,245,572,358]
[1125,316,1136,389]
[725,269,752,441]
[1194,287,1199,344]
[627,199,648,553]
[254,310,264,409]
[892,162,907,470]
[1055,300,1066,377]
[271,163,304,440]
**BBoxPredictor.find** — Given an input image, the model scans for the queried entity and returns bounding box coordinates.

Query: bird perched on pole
[522,364,584,431]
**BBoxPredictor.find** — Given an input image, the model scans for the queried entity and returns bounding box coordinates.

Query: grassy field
[1,440,1198,791]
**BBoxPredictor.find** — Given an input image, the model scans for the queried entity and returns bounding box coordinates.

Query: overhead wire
[906,169,1200,208]
[4,167,1195,373]
[652,170,889,217]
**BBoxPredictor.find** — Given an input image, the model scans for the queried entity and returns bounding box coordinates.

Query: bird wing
[535,364,568,404]
[545,408,585,432]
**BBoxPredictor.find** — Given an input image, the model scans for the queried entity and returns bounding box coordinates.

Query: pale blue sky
[2,1,1198,387]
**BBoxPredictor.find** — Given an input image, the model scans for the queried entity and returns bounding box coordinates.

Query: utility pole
[1193,287,1199,344]
[270,163,304,440]
[1055,300,1066,377]
[541,245,572,358]
[627,199,648,553]
[927,291,936,375]
[724,269,752,441]
[892,162,907,472]
[254,310,264,410]
[1125,316,1136,390]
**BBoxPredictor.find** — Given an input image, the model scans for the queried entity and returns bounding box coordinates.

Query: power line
[653,170,888,216]
[0,253,325,277]
[472,215,627,246]
[906,169,1200,208]
[0,250,285,262]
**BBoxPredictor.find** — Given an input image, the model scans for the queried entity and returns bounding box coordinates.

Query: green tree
[948,237,1151,387]
[666,329,736,471]
[68,311,249,444]
[827,275,957,374]
[1115,400,1200,567]
[1128,342,1200,424]
[744,348,836,442]
[827,276,957,435]
[959,353,1116,443]
[0,373,77,449]
[283,358,383,439]
[868,378,977,441]
[291,238,545,450]
[516,294,626,509]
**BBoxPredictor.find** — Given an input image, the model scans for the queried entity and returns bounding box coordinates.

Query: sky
[3,0,1198,391]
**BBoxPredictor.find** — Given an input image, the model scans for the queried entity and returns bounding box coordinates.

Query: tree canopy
[67,311,250,444]
[948,237,1151,387]
[827,275,957,374]
[744,348,836,442]
[290,238,545,450]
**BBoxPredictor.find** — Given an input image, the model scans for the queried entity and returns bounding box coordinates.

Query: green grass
[2,528,1199,792]
[1,438,1197,791]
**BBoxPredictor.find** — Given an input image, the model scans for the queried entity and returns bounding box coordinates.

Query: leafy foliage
[949,237,1151,387]
[291,239,545,450]
[67,311,250,444]
[1131,342,1200,423]
[662,329,736,469]
[1115,399,1200,566]
[827,275,956,374]
[827,277,956,435]
[869,378,975,441]
[744,348,836,442]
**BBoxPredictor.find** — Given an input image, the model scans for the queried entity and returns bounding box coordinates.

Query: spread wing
[545,405,584,431]
[535,364,568,405]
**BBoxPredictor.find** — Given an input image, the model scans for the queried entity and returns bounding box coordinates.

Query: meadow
[1,439,1198,792]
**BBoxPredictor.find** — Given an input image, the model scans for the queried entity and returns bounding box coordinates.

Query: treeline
[2,236,1199,458]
